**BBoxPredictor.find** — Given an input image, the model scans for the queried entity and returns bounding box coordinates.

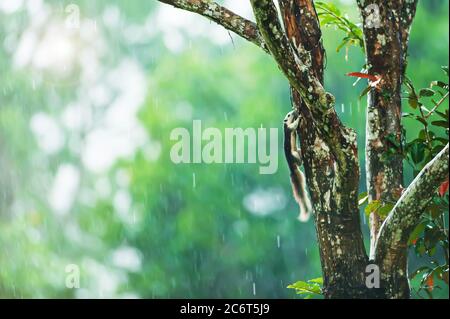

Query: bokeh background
[0,0,448,298]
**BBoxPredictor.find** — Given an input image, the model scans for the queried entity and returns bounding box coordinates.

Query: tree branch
[375,143,449,296]
[249,0,330,111]
[278,0,324,84]
[157,0,268,53]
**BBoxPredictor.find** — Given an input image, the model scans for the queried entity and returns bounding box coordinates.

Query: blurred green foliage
[0,0,448,299]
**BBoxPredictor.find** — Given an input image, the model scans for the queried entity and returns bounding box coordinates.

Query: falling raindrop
[305,248,308,256]
[341,103,345,113]
[252,282,256,296]
[192,172,196,188]
[276,235,281,248]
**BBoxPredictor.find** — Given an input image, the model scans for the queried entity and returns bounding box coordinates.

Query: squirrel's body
[283,110,313,222]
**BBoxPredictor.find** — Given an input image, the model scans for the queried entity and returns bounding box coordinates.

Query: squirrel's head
[284,110,299,130]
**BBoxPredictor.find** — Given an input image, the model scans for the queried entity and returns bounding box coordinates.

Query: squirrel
[283,110,313,222]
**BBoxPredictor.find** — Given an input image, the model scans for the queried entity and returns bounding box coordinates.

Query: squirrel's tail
[290,169,313,222]
[297,195,312,222]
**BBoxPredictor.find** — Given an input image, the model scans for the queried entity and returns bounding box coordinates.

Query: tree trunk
[358,0,418,298]
[279,0,369,298]
[297,100,370,298]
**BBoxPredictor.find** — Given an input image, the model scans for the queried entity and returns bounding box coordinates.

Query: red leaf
[346,72,380,82]
[439,179,449,197]
[426,275,434,292]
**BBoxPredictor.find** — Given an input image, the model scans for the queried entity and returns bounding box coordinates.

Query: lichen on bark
[158,0,269,52]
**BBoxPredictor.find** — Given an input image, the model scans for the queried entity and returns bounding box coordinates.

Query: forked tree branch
[375,143,449,290]
[157,0,268,52]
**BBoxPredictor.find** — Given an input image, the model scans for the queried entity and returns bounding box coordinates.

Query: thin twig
[425,91,449,119]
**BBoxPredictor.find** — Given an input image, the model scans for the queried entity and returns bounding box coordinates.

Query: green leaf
[435,137,449,145]
[358,192,369,206]
[385,133,400,148]
[419,88,436,97]
[418,129,429,141]
[408,95,419,109]
[402,112,415,118]
[409,143,426,164]
[336,38,350,52]
[416,239,426,255]
[287,277,323,298]
[287,281,322,295]
[377,203,394,218]
[431,144,445,156]
[409,222,426,245]
[316,1,364,53]
[359,85,372,100]
[431,120,449,128]
[435,109,448,119]
[410,266,432,280]
[415,116,428,127]
[365,200,381,216]
[430,80,449,90]
[308,277,324,285]
[428,246,437,257]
